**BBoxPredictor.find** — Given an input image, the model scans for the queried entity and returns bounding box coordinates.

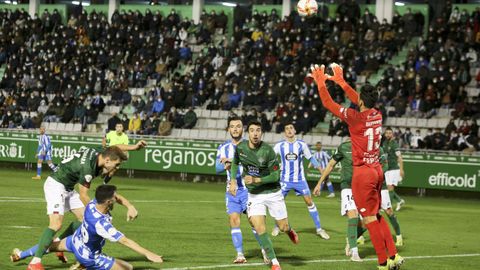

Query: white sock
[271,258,279,265]
[351,247,359,254]
[31,257,41,264]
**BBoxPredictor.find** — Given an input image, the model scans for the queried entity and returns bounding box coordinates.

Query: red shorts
[351,165,384,217]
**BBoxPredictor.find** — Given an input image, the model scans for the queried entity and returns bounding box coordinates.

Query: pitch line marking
[161,253,480,270]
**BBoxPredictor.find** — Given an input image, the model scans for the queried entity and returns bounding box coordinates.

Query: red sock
[365,220,388,264]
[378,216,397,257]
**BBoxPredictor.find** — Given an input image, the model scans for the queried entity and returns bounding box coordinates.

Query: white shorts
[44,177,84,215]
[385,169,402,186]
[381,190,392,210]
[247,190,288,220]
[341,189,357,216]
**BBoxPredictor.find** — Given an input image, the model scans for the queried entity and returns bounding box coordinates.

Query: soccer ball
[297,0,318,17]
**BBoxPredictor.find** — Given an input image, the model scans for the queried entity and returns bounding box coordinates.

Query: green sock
[258,233,276,260]
[34,228,56,258]
[389,190,398,203]
[347,218,358,249]
[393,191,403,202]
[58,221,82,240]
[388,214,401,235]
[357,226,366,237]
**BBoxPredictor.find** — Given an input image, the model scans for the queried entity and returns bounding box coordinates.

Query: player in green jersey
[382,127,406,211]
[230,121,298,270]
[16,141,146,270]
[313,138,362,262]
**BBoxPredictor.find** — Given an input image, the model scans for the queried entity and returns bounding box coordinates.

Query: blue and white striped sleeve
[215,144,225,174]
[95,220,124,242]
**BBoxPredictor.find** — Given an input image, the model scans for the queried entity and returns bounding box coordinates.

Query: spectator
[152,96,165,115]
[158,116,173,136]
[107,113,121,132]
[128,112,142,134]
[182,107,197,129]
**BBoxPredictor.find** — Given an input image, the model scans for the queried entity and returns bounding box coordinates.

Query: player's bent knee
[303,196,313,206]
[362,215,377,224]
[111,259,133,270]
[229,215,241,227]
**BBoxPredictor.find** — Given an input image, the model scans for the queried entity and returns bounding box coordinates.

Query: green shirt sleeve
[260,148,280,184]
[332,146,344,162]
[230,147,239,180]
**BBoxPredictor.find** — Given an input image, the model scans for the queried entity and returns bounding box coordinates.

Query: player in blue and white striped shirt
[272,123,330,240]
[32,126,57,180]
[215,116,267,264]
[313,142,335,198]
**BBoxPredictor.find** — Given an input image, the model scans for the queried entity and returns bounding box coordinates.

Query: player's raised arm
[115,140,147,151]
[313,159,337,196]
[328,63,359,105]
[309,64,344,119]
[115,193,139,221]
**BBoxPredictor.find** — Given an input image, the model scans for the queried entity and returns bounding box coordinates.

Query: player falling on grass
[14,185,163,270]
[313,138,362,262]
[271,123,330,240]
[382,127,406,211]
[32,126,57,180]
[11,142,146,270]
[230,121,299,270]
[312,141,335,198]
[216,116,269,264]
[309,63,404,270]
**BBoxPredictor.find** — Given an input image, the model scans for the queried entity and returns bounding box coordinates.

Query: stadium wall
[0,131,478,193]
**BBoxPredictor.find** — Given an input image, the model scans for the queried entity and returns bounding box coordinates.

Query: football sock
[230,227,243,254]
[33,228,56,259]
[36,164,42,176]
[357,226,367,237]
[271,258,280,265]
[387,214,401,235]
[393,191,403,202]
[378,216,397,257]
[308,203,322,229]
[48,163,58,172]
[326,181,334,194]
[20,245,40,260]
[365,220,388,264]
[258,233,276,260]
[58,221,82,240]
[347,218,359,249]
[320,181,325,191]
[251,228,263,248]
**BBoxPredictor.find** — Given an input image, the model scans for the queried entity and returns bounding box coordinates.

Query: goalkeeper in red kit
[309,64,404,270]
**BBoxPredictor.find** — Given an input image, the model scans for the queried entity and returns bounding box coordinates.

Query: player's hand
[244,175,254,185]
[228,182,238,196]
[135,140,147,150]
[313,183,321,197]
[400,169,405,179]
[220,157,231,164]
[327,63,346,84]
[126,206,138,222]
[146,252,163,263]
[307,64,328,86]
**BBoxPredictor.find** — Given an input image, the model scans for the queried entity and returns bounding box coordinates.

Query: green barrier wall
[1,131,478,192]
[83,4,109,16]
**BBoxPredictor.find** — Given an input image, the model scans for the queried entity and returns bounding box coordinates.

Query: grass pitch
[0,168,479,270]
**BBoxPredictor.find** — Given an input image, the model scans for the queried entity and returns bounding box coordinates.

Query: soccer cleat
[316,228,330,240]
[357,235,365,245]
[345,238,351,256]
[233,254,247,264]
[69,262,87,270]
[327,193,335,198]
[56,252,68,263]
[271,264,282,270]
[271,226,280,237]
[32,176,41,180]
[10,248,21,262]
[391,254,405,269]
[395,199,405,211]
[377,259,393,270]
[350,251,363,262]
[261,249,271,264]
[396,235,403,247]
[287,229,299,244]
[27,263,45,270]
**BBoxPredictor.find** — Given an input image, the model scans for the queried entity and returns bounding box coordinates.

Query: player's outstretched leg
[27,214,63,270]
[32,160,43,180]
[346,217,362,262]
[326,181,335,198]
[385,209,403,246]
[250,215,282,270]
[251,227,270,264]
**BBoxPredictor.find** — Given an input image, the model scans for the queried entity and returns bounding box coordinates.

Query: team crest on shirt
[285,153,298,161]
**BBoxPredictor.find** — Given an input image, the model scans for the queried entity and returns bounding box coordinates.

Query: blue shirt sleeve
[309,156,320,169]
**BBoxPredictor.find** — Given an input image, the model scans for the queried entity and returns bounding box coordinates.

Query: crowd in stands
[0,4,478,152]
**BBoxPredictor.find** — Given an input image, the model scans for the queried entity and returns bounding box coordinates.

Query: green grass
[0,168,479,270]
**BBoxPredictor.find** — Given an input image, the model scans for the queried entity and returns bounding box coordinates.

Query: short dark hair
[284,122,295,130]
[228,116,243,127]
[385,127,393,132]
[95,185,117,204]
[102,146,128,162]
[247,120,262,131]
[359,84,378,109]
